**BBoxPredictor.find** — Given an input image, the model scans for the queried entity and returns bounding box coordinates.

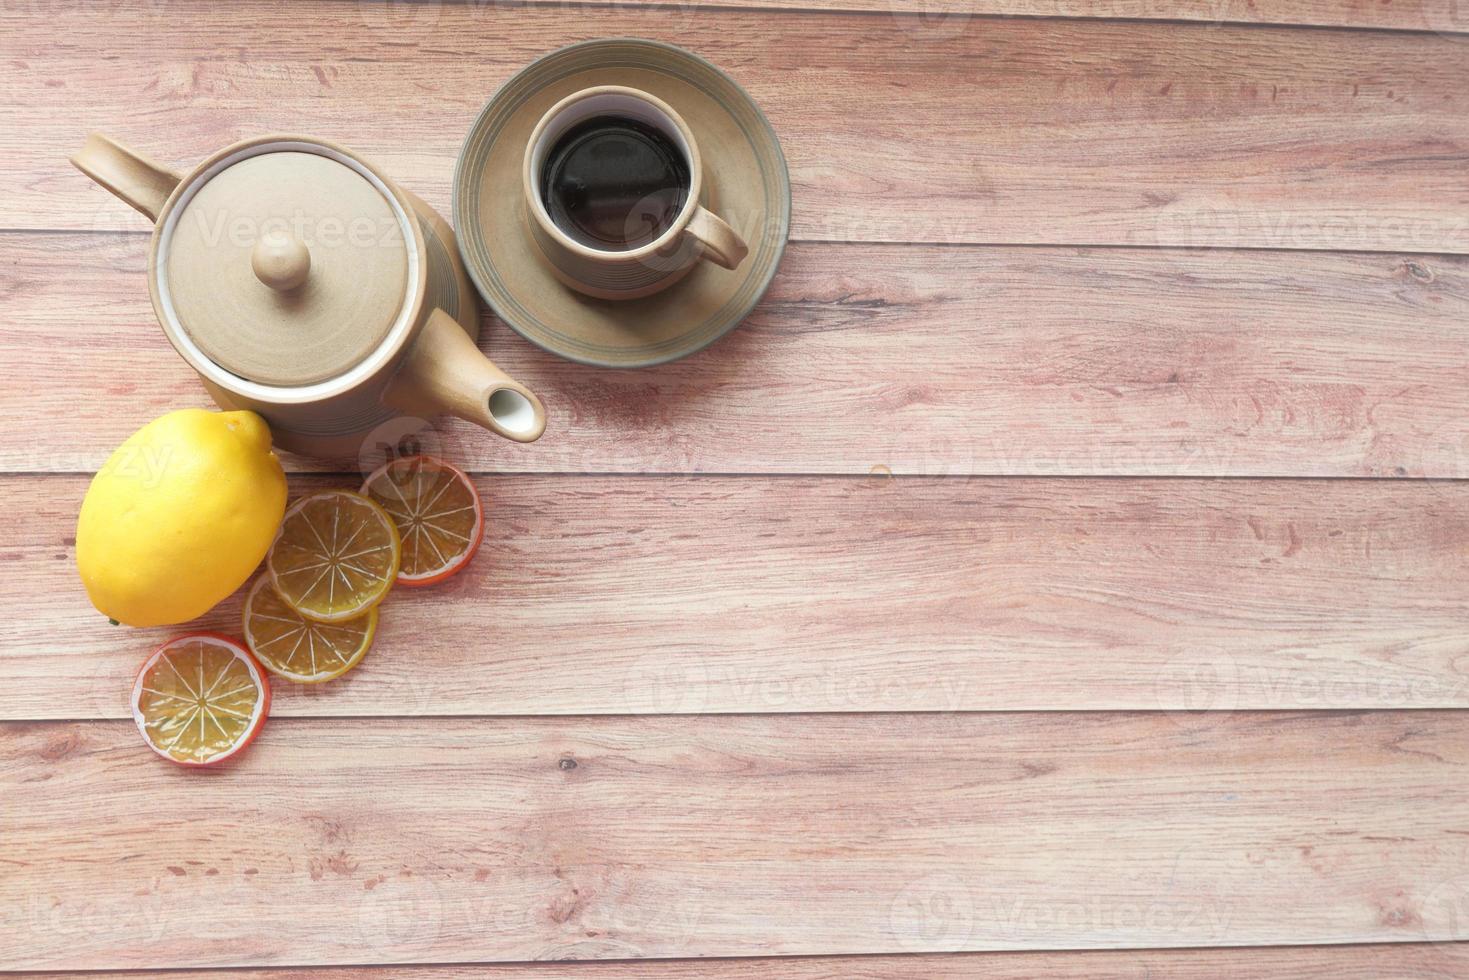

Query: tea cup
[522,85,749,300]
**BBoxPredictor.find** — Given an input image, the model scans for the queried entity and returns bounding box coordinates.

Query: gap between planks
[8,942,1469,978]
[15,226,1469,257]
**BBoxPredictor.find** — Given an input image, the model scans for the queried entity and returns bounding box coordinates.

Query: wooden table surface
[5,0,1469,974]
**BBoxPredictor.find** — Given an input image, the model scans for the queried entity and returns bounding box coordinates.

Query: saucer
[453,38,790,368]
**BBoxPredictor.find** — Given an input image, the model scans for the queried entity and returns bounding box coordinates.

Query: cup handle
[685,206,749,271]
[70,133,182,223]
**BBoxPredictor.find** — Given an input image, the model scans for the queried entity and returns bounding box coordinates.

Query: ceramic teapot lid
[157,143,413,387]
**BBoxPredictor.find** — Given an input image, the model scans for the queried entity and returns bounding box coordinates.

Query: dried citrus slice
[267,490,400,623]
[242,576,378,683]
[361,455,484,587]
[131,633,270,766]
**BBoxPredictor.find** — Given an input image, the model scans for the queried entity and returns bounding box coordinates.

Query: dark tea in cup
[539,115,691,251]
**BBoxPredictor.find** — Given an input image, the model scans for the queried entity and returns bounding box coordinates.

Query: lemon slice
[267,490,400,623]
[131,634,270,766]
[242,576,378,683]
[361,455,484,586]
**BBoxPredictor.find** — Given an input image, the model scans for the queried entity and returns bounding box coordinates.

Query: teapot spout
[70,133,182,223]
[384,308,547,443]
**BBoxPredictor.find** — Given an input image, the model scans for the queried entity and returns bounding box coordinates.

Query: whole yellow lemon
[77,409,287,627]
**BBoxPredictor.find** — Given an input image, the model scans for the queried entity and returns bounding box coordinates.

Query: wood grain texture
[6,474,1469,721]
[5,712,1469,968]
[8,233,1469,477]
[13,943,1469,979]
[146,0,1469,34]
[7,4,1469,975]
[5,3,1468,248]
[636,0,1469,33]
[556,0,1469,33]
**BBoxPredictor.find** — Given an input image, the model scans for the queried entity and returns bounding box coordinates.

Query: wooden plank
[4,5,1468,248]
[7,234,1469,477]
[521,0,1469,33]
[11,943,1469,979]
[7,474,1469,721]
[5,712,1469,968]
[563,0,1469,33]
[54,0,1459,34]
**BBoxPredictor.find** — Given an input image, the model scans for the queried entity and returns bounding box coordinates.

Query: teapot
[72,133,546,457]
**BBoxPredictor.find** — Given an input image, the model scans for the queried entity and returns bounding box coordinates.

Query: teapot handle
[384,308,547,444]
[70,133,182,223]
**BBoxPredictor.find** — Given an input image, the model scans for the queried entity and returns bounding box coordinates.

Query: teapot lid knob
[251,229,311,292]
